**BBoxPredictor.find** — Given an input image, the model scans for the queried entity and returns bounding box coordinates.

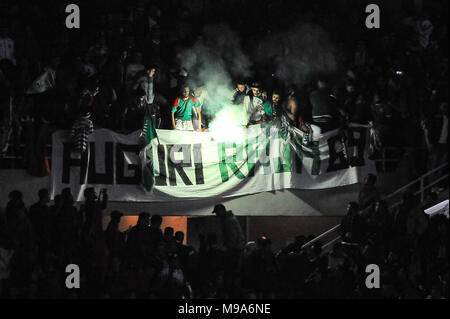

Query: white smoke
[175,23,340,140]
[177,24,253,117]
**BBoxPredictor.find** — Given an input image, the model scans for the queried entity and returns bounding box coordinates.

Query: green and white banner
[51,123,374,202]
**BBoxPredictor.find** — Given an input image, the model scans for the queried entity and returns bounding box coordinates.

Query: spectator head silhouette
[151,214,163,228]
[61,188,74,205]
[6,190,24,218]
[8,190,23,202]
[83,187,97,202]
[164,227,174,239]
[137,212,150,227]
[175,231,184,244]
[38,188,50,204]
[110,210,123,224]
[211,204,227,217]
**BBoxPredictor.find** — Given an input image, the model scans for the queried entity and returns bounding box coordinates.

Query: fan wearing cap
[243,82,265,126]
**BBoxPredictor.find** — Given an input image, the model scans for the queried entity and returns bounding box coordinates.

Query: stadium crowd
[0,0,448,299]
[0,176,448,299]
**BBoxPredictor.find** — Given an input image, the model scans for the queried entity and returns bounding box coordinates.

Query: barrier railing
[301,161,449,251]
[374,146,427,172]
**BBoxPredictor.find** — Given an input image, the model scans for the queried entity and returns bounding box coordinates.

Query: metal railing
[375,146,427,172]
[301,161,449,251]
[386,162,449,209]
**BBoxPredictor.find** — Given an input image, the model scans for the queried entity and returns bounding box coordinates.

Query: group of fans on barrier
[0,1,448,183]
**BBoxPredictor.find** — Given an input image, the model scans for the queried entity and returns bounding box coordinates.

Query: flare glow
[208,105,247,142]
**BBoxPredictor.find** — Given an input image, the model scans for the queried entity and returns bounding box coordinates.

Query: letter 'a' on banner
[50,123,375,203]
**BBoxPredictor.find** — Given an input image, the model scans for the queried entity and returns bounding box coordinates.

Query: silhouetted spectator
[340,202,364,244]
[104,210,126,259]
[126,212,151,265]
[358,174,380,210]
[28,188,51,249]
